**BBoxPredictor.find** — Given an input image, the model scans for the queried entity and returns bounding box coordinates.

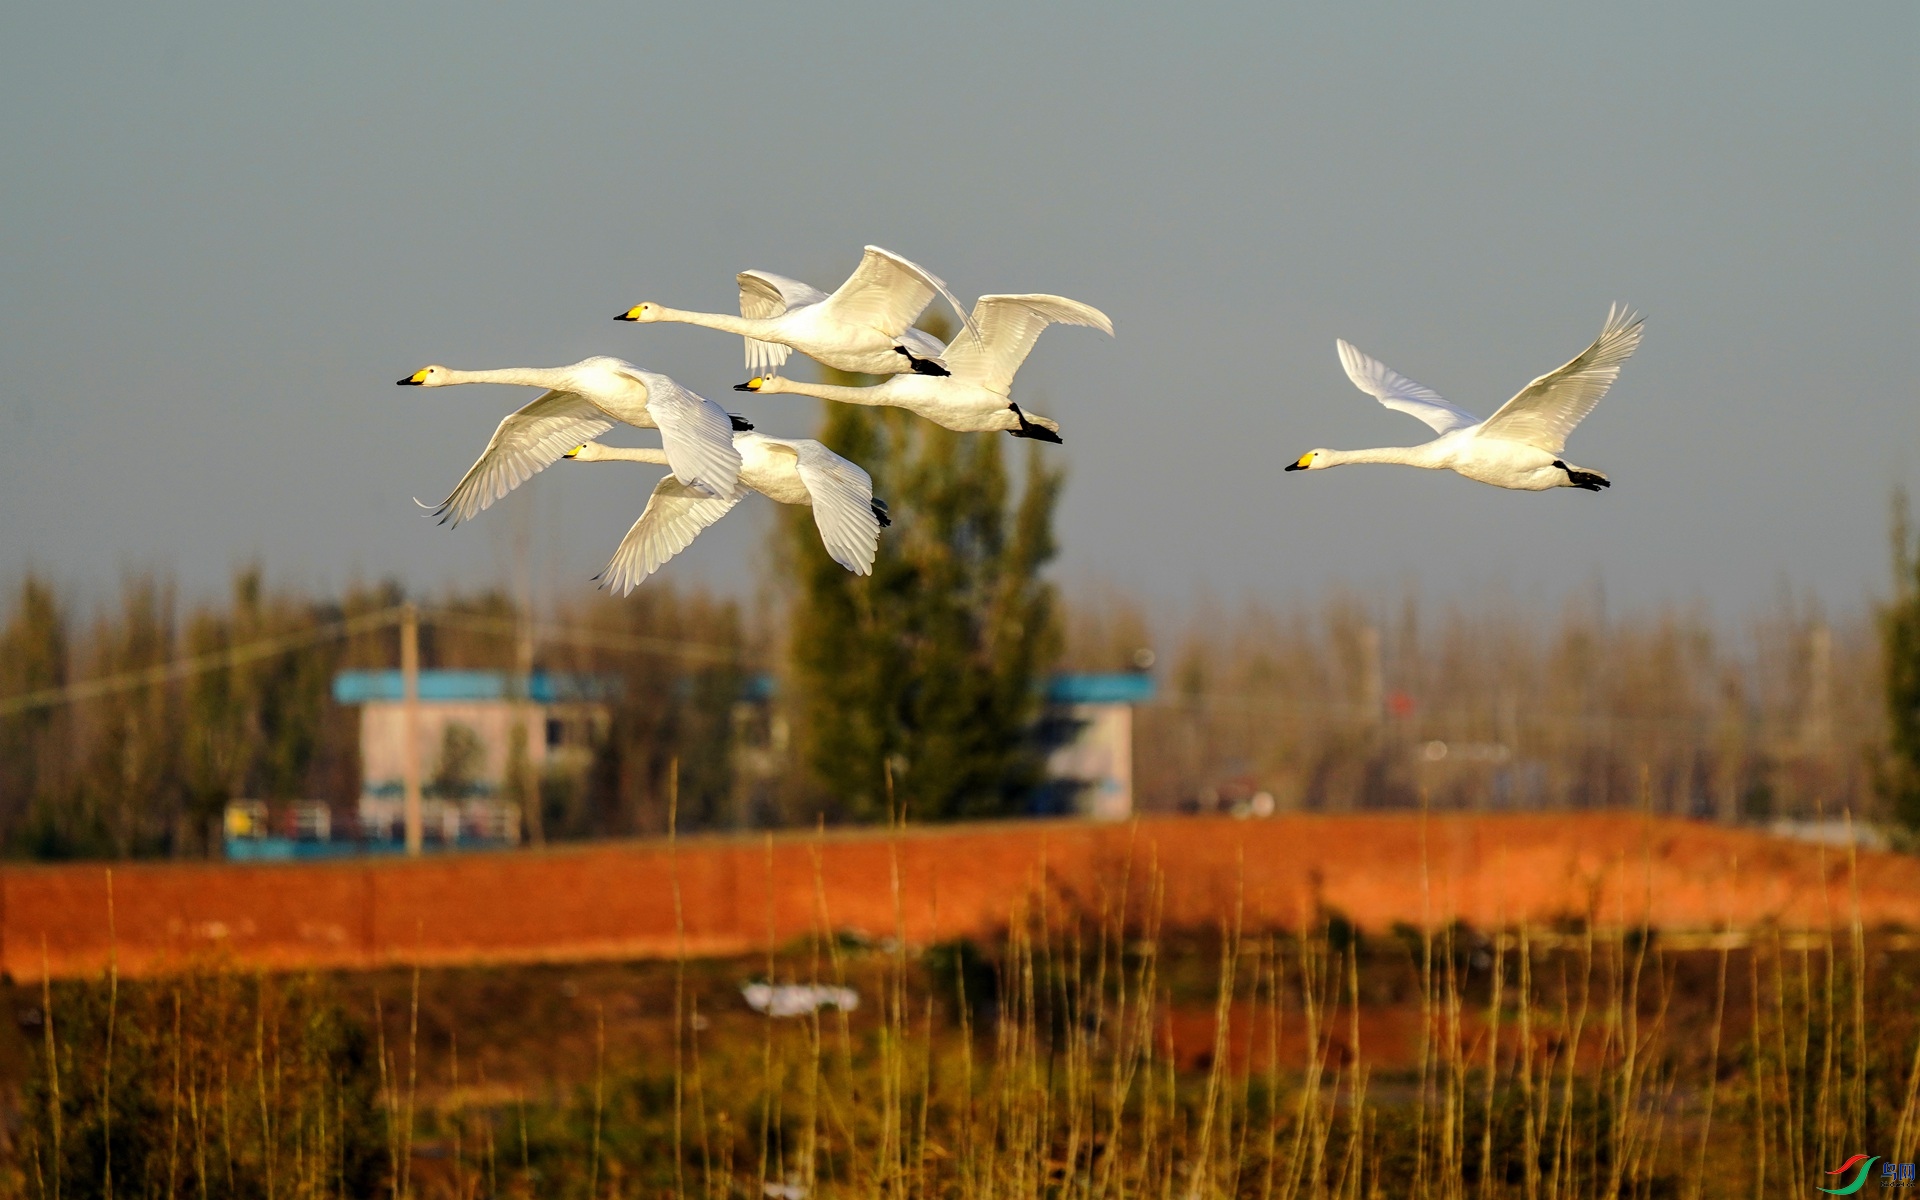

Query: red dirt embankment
[3,813,1915,982]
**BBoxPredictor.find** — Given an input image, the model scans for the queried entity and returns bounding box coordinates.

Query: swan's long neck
[765,380,882,406]
[651,306,765,339]
[577,446,670,466]
[441,366,572,389]
[1322,444,1447,469]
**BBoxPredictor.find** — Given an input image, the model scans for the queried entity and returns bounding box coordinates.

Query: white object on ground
[741,983,860,1018]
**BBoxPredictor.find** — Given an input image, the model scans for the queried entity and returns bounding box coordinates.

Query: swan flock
[399,243,1640,589]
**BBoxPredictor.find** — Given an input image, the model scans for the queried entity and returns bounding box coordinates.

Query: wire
[0,605,756,718]
[0,608,405,718]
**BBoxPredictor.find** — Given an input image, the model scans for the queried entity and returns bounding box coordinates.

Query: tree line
[2,464,1918,859]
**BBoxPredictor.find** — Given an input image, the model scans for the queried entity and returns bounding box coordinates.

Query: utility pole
[402,602,422,857]
[517,608,544,846]
[1805,622,1833,752]
[513,497,545,847]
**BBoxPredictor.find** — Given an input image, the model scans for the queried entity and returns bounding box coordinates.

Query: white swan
[563,434,890,592]
[396,357,748,525]
[1287,306,1643,491]
[616,245,982,378]
[733,293,1113,441]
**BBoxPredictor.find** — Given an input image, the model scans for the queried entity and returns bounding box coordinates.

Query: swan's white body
[398,357,743,525]
[737,293,1113,440]
[619,245,981,378]
[565,434,887,592]
[1288,306,1643,492]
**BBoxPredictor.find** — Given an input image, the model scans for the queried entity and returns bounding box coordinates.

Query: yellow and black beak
[614,305,642,322]
[562,445,585,459]
[396,369,428,386]
[1285,453,1312,472]
[732,377,763,393]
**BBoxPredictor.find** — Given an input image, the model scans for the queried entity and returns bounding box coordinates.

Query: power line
[0,608,405,718]
[0,605,754,718]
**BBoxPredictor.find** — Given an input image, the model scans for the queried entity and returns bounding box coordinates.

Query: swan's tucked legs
[1552,459,1610,491]
[1007,403,1063,445]
[893,345,951,377]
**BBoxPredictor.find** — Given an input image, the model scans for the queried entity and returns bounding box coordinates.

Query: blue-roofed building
[331,669,620,849]
[1036,672,1156,821]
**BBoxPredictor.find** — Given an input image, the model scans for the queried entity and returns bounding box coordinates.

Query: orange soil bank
[2,814,1915,982]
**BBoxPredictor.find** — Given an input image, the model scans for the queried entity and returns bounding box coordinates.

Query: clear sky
[2,2,1914,621]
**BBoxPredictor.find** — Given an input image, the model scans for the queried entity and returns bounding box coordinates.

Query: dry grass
[6,821,1920,1199]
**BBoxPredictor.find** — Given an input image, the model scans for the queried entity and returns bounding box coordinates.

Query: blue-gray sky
[2,2,1914,620]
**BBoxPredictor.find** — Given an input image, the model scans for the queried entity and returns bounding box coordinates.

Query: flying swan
[1286,306,1643,491]
[563,434,891,593]
[616,245,982,378]
[733,293,1113,442]
[397,357,748,525]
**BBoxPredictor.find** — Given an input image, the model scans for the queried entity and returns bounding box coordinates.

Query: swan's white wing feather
[598,477,745,596]
[820,246,982,348]
[738,270,822,376]
[737,270,827,317]
[617,368,743,498]
[791,441,881,576]
[896,326,949,372]
[1478,305,1644,454]
[941,294,1114,392]
[1335,339,1481,435]
[433,390,615,527]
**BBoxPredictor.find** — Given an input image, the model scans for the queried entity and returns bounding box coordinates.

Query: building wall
[358,700,548,794]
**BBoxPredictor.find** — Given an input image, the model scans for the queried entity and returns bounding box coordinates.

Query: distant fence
[4,814,1918,982]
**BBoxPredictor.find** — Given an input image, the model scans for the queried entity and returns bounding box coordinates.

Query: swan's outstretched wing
[737,270,826,376]
[785,439,882,576]
[1336,339,1482,436]
[819,246,982,348]
[1478,306,1644,453]
[432,390,615,527]
[598,477,745,595]
[941,294,1114,393]
[616,367,744,499]
[897,325,948,366]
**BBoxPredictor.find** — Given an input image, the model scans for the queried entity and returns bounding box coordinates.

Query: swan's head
[616,302,662,323]
[732,375,785,394]
[396,365,450,387]
[1285,450,1330,472]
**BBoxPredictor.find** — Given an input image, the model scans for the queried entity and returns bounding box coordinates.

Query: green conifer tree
[780,339,1063,823]
[1882,488,1920,832]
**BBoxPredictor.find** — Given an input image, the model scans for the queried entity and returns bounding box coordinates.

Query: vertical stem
[256,983,274,1200]
[1478,928,1504,1200]
[168,988,182,1200]
[373,994,398,1196]
[403,963,419,1199]
[41,937,61,1200]
[590,1004,606,1200]
[448,1030,462,1200]
[103,869,116,1200]
[670,757,686,1200]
